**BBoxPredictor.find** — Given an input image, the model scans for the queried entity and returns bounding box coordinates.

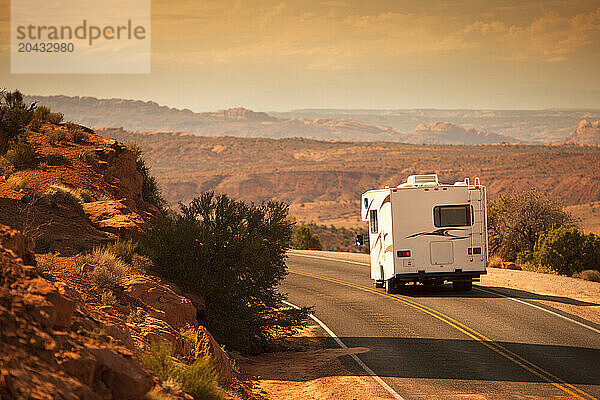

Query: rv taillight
[397,250,411,257]
[468,247,482,255]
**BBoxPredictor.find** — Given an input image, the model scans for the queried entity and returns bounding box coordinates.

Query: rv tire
[375,280,384,288]
[463,279,473,291]
[385,279,397,294]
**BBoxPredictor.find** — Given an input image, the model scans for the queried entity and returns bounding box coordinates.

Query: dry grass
[43,185,84,207]
[5,175,28,191]
[573,270,600,282]
[83,247,130,290]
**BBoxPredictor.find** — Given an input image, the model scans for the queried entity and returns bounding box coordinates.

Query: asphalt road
[280,253,600,400]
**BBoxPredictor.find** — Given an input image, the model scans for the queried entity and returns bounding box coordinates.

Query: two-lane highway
[281,252,600,400]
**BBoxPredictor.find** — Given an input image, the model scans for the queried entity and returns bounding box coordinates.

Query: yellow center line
[289,269,598,400]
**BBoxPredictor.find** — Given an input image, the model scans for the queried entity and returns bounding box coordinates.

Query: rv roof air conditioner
[400,174,439,187]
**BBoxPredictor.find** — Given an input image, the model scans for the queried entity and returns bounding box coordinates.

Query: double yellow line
[289,269,598,400]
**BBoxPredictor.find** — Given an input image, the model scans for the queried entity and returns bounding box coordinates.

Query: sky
[1,0,599,111]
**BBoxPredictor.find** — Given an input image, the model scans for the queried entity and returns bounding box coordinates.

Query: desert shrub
[83,247,129,289]
[142,340,223,400]
[0,90,35,155]
[48,129,67,144]
[29,118,43,132]
[35,252,58,274]
[177,357,223,400]
[127,143,168,212]
[5,140,37,169]
[43,185,83,208]
[141,192,311,354]
[106,237,138,263]
[292,225,322,250]
[487,254,502,268]
[73,188,95,203]
[33,106,51,121]
[46,112,64,125]
[572,270,600,282]
[5,175,28,191]
[488,189,574,261]
[532,227,600,275]
[101,290,117,306]
[70,128,88,143]
[35,235,55,253]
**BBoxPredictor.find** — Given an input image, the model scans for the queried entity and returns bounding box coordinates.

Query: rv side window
[433,205,472,227]
[370,210,378,233]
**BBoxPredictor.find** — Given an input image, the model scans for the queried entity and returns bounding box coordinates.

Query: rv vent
[407,174,439,186]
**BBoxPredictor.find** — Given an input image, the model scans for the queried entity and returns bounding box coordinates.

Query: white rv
[359,174,488,293]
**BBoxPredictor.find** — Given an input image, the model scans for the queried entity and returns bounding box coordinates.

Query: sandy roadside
[288,250,600,326]
[238,325,395,400]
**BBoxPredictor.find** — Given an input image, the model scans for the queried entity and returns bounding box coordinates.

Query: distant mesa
[567,119,600,145]
[413,121,517,145]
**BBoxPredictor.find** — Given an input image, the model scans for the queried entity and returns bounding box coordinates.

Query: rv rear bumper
[394,270,486,282]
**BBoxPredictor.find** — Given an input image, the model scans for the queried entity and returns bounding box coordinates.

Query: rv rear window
[370,210,378,233]
[433,205,472,227]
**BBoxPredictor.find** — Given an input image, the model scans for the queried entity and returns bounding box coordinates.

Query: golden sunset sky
[1,0,599,110]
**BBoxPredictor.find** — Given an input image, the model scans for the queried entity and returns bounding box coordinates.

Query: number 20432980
[18,42,74,52]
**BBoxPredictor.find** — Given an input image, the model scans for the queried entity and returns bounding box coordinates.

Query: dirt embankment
[0,124,242,399]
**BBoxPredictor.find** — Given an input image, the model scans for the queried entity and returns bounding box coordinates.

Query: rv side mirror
[355,234,364,246]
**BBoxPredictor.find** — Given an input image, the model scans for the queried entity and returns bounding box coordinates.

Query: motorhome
[359,174,488,293]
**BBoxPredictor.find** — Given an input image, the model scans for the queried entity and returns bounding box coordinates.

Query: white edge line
[289,252,600,335]
[282,300,405,400]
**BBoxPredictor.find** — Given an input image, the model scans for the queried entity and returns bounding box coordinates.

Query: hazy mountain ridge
[28,95,519,145]
[274,109,600,143]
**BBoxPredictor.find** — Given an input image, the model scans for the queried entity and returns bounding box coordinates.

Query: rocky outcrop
[83,200,149,238]
[195,326,233,386]
[567,120,600,145]
[123,275,198,330]
[0,224,154,399]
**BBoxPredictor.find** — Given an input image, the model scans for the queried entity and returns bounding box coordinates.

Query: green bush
[531,227,600,275]
[0,90,35,155]
[292,225,322,250]
[106,237,139,263]
[141,340,223,400]
[83,247,130,289]
[127,143,168,212]
[488,189,574,261]
[141,192,311,354]
[5,140,37,169]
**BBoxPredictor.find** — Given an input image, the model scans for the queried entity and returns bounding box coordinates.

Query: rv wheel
[463,279,473,291]
[375,280,384,288]
[385,279,397,294]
